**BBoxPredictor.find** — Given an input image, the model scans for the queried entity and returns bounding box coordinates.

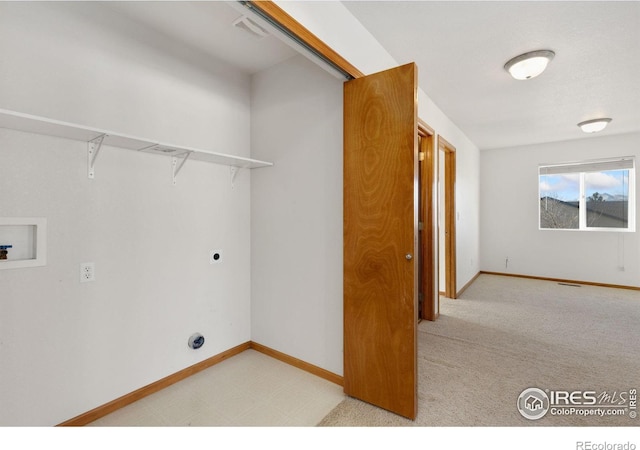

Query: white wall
[480,132,640,287]
[250,55,344,375]
[0,3,251,425]
[0,2,249,154]
[278,1,481,293]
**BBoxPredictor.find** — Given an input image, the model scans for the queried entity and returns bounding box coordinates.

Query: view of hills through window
[540,169,630,229]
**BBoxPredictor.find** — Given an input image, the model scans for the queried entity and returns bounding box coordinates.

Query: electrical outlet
[80,262,95,283]
[209,250,222,265]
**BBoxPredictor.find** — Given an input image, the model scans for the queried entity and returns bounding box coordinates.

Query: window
[539,157,635,231]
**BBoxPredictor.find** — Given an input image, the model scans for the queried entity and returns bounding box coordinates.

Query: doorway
[438,136,457,299]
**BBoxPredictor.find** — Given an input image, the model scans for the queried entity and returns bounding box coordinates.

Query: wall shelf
[0,109,273,183]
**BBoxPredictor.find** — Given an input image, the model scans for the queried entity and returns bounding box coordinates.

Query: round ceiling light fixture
[504,50,555,80]
[577,118,612,133]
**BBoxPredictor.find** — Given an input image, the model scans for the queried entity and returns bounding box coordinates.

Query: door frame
[246,1,364,79]
[438,135,457,299]
[418,121,438,320]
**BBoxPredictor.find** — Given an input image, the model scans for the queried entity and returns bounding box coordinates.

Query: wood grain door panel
[343,63,418,420]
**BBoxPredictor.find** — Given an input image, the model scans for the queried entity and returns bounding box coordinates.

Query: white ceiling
[102,1,298,74]
[70,1,640,151]
[342,1,640,150]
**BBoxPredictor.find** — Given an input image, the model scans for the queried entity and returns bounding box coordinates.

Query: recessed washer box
[0,217,47,270]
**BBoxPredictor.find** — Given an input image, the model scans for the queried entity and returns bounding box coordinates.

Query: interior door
[343,62,418,420]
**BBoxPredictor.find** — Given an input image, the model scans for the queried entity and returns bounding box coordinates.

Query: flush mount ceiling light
[577,118,612,133]
[504,50,555,80]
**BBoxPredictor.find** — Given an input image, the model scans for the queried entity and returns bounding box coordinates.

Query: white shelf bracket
[87,134,106,179]
[230,166,240,188]
[172,152,192,186]
[138,143,160,152]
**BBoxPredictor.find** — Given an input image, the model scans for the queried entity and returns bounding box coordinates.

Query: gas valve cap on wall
[188,333,205,350]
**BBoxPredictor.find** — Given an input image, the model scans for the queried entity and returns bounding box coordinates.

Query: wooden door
[343,63,418,420]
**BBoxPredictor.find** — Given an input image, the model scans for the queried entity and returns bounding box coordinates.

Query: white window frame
[539,156,636,232]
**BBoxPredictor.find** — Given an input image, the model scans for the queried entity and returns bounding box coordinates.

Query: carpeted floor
[318,274,640,426]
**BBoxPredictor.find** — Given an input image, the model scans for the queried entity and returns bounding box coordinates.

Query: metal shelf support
[87,134,106,179]
[230,166,240,188]
[172,152,192,186]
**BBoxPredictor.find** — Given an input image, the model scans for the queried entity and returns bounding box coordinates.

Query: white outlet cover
[80,262,95,283]
[209,250,222,265]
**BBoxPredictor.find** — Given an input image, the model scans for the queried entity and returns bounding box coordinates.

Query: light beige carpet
[318,274,640,426]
